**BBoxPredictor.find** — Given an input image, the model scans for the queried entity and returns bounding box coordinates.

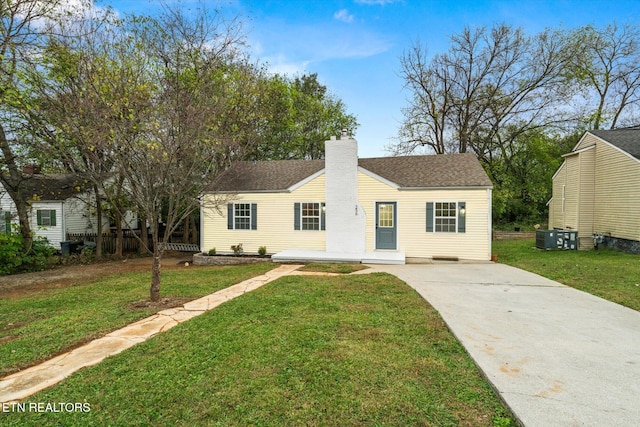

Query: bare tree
[394,24,574,158]
[570,23,640,129]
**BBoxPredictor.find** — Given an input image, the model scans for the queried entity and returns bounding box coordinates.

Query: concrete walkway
[0,264,302,403]
[368,263,640,427]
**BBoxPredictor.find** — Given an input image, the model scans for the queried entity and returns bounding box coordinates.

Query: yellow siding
[577,148,596,249]
[357,173,491,261]
[202,174,327,254]
[203,171,492,260]
[549,163,566,229]
[564,156,580,230]
[593,141,640,241]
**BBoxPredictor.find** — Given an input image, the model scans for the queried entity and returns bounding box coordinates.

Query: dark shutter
[37,210,42,226]
[294,203,301,230]
[50,210,56,227]
[3,211,10,233]
[320,203,326,230]
[426,202,434,232]
[458,202,466,233]
[251,203,257,230]
[227,204,233,230]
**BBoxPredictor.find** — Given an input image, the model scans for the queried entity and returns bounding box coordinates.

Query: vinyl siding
[593,140,640,241]
[201,173,328,254]
[63,197,112,234]
[31,202,65,248]
[202,171,492,260]
[577,148,596,249]
[563,155,580,231]
[549,163,566,229]
[357,173,491,261]
[550,132,640,248]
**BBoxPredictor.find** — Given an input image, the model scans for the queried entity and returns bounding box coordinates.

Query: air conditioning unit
[536,230,578,250]
[536,230,558,249]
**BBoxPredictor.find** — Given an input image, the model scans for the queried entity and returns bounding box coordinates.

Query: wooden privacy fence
[66,231,150,254]
[492,231,536,240]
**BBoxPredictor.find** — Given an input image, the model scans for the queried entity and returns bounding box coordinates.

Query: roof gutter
[398,185,493,191]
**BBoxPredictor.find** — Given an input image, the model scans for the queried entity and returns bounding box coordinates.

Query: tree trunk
[189,213,198,244]
[0,124,33,251]
[182,216,189,243]
[94,185,103,258]
[15,197,33,251]
[139,214,150,255]
[151,247,162,301]
[150,220,161,301]
[115,208,123,257]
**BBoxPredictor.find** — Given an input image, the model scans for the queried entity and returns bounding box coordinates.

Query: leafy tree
[246,73,358,160]
[490,129,575,224]
[0,0,87,251]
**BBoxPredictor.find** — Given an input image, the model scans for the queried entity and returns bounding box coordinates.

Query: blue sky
[104,0,640,158]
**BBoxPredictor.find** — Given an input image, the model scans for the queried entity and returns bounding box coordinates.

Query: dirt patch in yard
[128,297,193,310]
[0,253,195,299]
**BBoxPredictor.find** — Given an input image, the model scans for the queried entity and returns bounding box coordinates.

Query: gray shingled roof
[209,153,492,192]
[20,174,88,201]
[590,128,640,160]
[359,153,493,188]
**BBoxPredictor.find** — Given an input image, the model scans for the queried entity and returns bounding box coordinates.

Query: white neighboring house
[0,172,134,249]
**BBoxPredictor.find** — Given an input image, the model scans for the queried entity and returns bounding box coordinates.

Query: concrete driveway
[367,263,640,427]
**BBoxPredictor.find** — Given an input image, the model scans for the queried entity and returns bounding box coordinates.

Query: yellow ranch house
[201,132,493,264]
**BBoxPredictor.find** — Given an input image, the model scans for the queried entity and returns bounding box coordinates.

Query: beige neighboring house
[548,128,640,252]
[201,133,493,264]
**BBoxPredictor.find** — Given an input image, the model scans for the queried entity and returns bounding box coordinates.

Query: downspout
[61,201,65,246]
[199,200,203,252]
[488,188,493,260]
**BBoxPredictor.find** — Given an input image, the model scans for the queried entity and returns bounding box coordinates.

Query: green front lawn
[5,273,514,426]
[494,239,640,311]
[0,263,275,376]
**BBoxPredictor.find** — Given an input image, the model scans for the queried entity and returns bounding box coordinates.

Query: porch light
[459,207,466,216]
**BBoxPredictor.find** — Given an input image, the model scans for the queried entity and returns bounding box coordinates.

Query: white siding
[31,201,65,248]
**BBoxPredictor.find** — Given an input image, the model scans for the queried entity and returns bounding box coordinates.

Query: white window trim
[434,201,458,233]
[300,201,322,231]
[233,203,252,230]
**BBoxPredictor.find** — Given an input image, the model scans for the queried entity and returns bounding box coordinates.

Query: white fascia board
[562,144,595,157]
[208,189,291,194]
[571,131,590,152]
[398,185,493,191]
[357,166,400,189]
[287,169,326,192]
[551,160,566,181]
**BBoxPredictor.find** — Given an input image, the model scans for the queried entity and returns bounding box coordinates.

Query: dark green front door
[375,202,397,250]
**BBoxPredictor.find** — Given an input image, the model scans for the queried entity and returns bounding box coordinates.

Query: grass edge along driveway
[3,273,515,426]
[494,239,640,312]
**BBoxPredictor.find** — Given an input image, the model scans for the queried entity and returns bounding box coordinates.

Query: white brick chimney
[324,130,366,254]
